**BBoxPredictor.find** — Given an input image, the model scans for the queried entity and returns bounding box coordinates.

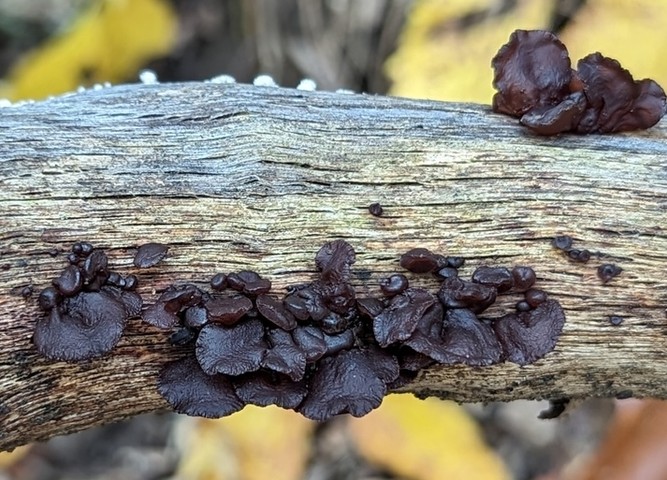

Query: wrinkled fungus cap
[492,30,572,117]
[133,243,169,268]
[33,291,128,361]
[298,349,398,421]
[234,371,308,409]
[261,329,307,381]
[493,299,566,365]
[158,357,245,418]
[195,319,268,376]
[373,288,436,347]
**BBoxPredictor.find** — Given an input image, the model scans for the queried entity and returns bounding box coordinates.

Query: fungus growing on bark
[133,242,169,268]
[438,276,497,313]
[598,263,622,283]
[298,349,398,421]
[205,295,253,326]
[493,299,566,365]
[33,291,129,361]
[399,248,441,273]
[373,288,436,347]
[492,29,666,135]
[36,240,567,422]
[227,271,271,296]
[195,320,268,376]
[379,274,409,297]
[256,294,297,330]
[261,329,307,381]
[368,202,383,217]
[33,243,141,361]
[234,371,308,409]
[158,357,245,418]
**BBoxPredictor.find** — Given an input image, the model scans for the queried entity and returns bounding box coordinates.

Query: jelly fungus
[492,30,666,135]
[35,240,566,422]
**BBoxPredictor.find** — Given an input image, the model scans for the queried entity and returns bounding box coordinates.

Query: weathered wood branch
[1,82,666,451]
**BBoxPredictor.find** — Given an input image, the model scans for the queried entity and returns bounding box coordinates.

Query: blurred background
[1,0,667,479]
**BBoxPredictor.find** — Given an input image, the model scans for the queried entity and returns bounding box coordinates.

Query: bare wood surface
[0,82,666,451]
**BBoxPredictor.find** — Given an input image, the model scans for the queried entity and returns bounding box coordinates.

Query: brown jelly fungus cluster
[154,241,564,421]
[33,242,142,361]
[492,30,667,135]
[32,240,566,422]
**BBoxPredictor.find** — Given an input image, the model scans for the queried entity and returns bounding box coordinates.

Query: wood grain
[1,82,666,451]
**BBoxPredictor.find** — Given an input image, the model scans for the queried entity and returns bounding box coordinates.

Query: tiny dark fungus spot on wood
[609,316,624,326]
[538,398,570,419]
[598,263,622,283]
[616,390,633,399]
[368,202,383,217]
[133,242,169,268]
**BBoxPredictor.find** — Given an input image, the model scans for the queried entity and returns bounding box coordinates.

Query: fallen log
[1,81,666,451]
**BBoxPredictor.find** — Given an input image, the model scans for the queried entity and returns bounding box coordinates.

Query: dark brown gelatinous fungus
[399,248,440,273]
[439,309,502,366]
[133,242,169,268]
[158,357,245,418]
[196,320,268,376]
[52,265,83,297]
[234,371,308,409]
[292,325,328,362]
[538,398,570,419]
[511,266,537,292]
[298,349,398,421]
[205,295,253,326]
[260,329,307,381]
[33,291,129,361]
[142,285,203,329]
[315,239,356,284]
[598,263,622,283]
[552,235,573,251]
[576,53,666,133]
[368,202,383,217]
[493,299,566,365]
[227,271,272,296]
[567,248,591,263]
[210,273,227,291]
[492,30,666,135]
[524,289,548,308]
[379,274,409,297]
[492,30,572,118]
[471,266,513,293]
[373,288,436,347]
[438,276,497,314]
[256,294,297,331]
[609,315,624,326]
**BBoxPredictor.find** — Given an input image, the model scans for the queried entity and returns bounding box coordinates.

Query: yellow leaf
[347,393,510,480]
[386,0,553,103]
[0,445,31,468]
[4,0,176,101]
[174,406,315,480]
[560,0,667,87]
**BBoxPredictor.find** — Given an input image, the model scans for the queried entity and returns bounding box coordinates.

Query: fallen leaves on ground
[555,399,667,480]
[347,393,510,480]
[172,406,314,480]
[2,0,177,101]
[386,0,552,103]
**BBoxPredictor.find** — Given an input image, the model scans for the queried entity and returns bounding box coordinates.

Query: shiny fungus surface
[492,29,666,135]
[196,319,268,376]
[133,242,169,268]
[158,357,245,418]
[493,299,566,365]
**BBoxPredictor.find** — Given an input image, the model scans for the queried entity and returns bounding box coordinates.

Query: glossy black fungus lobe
[133,242,169,268]
[552,235,573,251]
[380,274,409,297]
[472,266,513,293]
